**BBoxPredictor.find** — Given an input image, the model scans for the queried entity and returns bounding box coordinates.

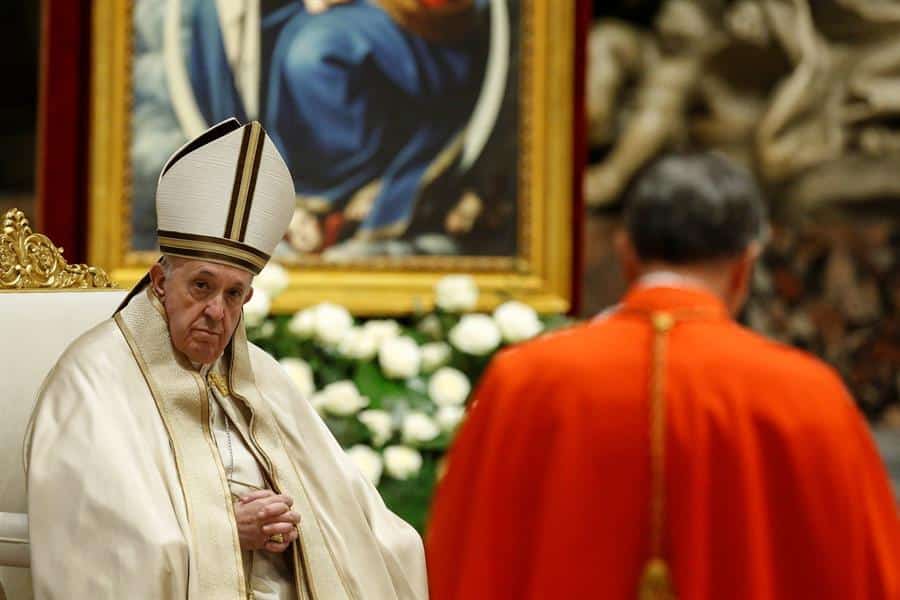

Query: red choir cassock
[426,285,900,599]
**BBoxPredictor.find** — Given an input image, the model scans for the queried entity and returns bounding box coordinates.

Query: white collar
[636,271,714,294]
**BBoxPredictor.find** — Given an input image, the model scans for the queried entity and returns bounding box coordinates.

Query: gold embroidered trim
[158,234,268,273]
[116,290,247,598]
[228,323,351,600]
[208,372,230,397]
[227,122,264,242]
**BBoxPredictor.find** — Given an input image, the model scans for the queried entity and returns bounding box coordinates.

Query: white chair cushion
[0,289,127,599]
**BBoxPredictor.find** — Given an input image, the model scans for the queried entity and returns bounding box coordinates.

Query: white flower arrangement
[449,314,502,356]
[287,308,316,338]
[243,288,271,328]
[279,357,315,397]
[383,445,423,480]
[434,275,478,312]
[421,342,451,373]
[493,300,544,343]
[338,327,379,361]
[346,445,384,486]
[428,367,470,406]
[358,409,394,447]
[245,273,566,531]
[312,303,354,347]
[319,380,369,416]
[363,319,401,345]
[436,405,465,433]
[379,336,422,379]
[254,263,290,298]
[402,412,441,444]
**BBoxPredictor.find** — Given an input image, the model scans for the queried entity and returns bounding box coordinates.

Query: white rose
[428,367,471,406]
[436,405,465,433]
[358,409,394,447]
[362,319,401,345]
[309,391,328,415]
[320,380,369,416]
[383,445,423,480]
[287,308,316,339]
[378,336,422,379]
[338,327,378,361]
[253,262,289,298]
[421,342,451,373]
[493,301,543,343]
[435,275,478,312]
[346,445,383,486]
[313,303,354,347]
[243,288,271,328]
[402,412,440,444]
[279,357,315,397]
[257,321,276,338]
[449,314,501,356]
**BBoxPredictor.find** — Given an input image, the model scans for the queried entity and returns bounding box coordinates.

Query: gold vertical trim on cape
[228,322,354,600]
[115,289,248,599]
[115,288,351,600]
[225,122,264,242]
[639,311,676,600]
[206,358,313,599]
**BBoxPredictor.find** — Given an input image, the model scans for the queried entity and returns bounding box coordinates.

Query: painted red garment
[426,286,900,600]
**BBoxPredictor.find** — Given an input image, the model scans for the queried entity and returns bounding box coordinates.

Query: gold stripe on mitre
[158,231,269,274]
[225,121,265,243]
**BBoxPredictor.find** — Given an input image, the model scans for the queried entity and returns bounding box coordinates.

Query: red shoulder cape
[427,287,900,599]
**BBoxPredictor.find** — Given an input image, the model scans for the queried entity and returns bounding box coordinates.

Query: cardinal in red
[426,152,900,600]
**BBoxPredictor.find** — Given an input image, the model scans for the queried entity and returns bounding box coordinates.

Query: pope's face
[150,258,254,365]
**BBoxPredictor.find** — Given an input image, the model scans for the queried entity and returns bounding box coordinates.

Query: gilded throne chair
[0,210,127,600]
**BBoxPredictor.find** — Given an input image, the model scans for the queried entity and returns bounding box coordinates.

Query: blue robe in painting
[189,0,487,238]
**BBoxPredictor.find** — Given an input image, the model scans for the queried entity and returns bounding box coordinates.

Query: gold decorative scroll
[0,209,116,289]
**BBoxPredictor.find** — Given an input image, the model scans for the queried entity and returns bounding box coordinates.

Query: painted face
[152,258,254,365]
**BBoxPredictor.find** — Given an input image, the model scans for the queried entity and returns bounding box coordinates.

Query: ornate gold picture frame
[89,0,574,315]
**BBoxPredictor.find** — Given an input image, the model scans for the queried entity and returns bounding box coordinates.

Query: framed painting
[89,0,577,314]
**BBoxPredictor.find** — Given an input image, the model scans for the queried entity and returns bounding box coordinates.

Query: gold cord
[639,312,676,600]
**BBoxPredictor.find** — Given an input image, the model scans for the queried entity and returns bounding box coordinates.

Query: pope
[27,119,428,599]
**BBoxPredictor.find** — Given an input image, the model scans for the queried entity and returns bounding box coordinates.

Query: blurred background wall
[0,4,40,219]
[583,0,900,428]
[581,0,899,491]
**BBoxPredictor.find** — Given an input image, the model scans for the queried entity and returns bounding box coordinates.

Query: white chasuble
[26,288,427,600]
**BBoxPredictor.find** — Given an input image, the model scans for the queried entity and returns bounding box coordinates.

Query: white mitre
[156,118,294,274]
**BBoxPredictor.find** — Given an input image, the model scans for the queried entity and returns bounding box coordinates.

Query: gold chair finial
[0,208,115,289]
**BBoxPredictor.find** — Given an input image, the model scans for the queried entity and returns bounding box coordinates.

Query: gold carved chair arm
[0,209,115,290]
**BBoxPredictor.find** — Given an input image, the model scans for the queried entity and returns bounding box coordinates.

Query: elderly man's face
[149,258,253,365]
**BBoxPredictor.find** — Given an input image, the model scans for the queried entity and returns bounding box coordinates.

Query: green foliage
[247,289,567,534]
